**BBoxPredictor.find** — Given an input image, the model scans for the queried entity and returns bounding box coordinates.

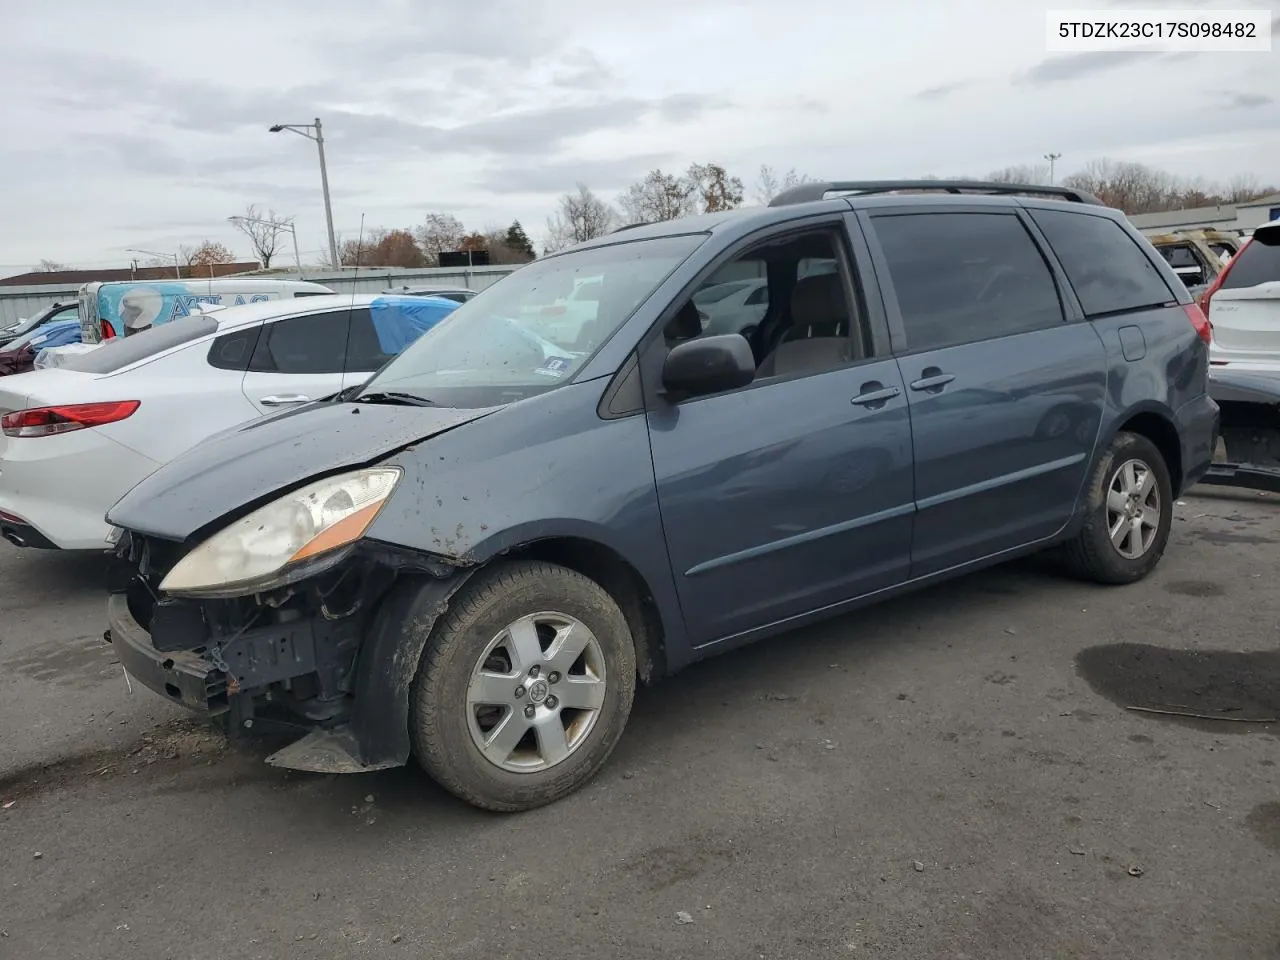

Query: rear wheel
[409,561,636,811]
[1062,431,1173,584]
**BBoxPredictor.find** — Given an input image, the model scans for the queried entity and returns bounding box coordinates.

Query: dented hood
[106,401,496,541]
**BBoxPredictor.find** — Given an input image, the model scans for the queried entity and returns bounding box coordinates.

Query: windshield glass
[359,234,703,408]
[1222,228,1280,290]
[7,304,73,338]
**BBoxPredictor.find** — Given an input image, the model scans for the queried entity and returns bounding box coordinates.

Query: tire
[409,560,636,812]
[1061,431,1173,585]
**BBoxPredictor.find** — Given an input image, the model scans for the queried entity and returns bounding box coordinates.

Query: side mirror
[662,334,755,398]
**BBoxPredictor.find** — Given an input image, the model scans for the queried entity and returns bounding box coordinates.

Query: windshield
[7,304,74,338]
[359,234,703,408]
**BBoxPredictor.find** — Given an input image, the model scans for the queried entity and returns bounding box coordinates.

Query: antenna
[350,213,365,312]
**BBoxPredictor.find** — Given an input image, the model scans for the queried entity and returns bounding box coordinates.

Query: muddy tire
[409,560,636,812]
[1061,431,1173,585]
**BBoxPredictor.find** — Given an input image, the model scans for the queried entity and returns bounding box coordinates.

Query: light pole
[1044,152,1062,185]
[227,215,302,275]
[127,248,181,279]
[268,118,339,270]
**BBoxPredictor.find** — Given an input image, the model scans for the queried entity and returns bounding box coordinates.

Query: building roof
[1236,191,1280,209]
[1127,204,1238,231]
[0,261,261,287]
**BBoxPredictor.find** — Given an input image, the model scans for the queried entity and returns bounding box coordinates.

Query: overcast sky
[1,0,1277,274]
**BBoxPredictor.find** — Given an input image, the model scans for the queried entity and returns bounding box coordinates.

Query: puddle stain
[1163,580,1226,598]
[1074,643,1280,734]
[1191,530,1277,546]
[1245,803,1280,853]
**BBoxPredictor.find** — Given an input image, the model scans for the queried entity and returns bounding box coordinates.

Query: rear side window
[1158,244,1204,269]
[1030,209,1174,316]
[250,310,349,374]
[345,308,393,373]
[871,212,1064,353]
[207,326,262,371]
[62,315,219,374]
[1220,230,1280,289]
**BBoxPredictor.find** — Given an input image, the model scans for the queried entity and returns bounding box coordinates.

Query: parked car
[697,277,769,337]
[1149,229,1243,300]
[381,285,477,303]
[0,301,79,349]
[0,318,82,377]
[1199,220,1280,375]
[101,179,1218,812]
[77,277,334,343]
[0,295,458,551]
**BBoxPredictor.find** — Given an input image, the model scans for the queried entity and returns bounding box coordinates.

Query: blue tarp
[369,296,459,355]
[18,317,82,351]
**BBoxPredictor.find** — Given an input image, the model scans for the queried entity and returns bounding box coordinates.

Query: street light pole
[127,248,181,278]
[268,117,340,271]
[1044,152,1062,186]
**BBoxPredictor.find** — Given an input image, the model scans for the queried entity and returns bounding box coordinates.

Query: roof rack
[768,180,1104,208]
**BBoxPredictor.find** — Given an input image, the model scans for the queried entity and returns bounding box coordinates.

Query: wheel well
[502,538,667,684]
[1118,411,1183,493]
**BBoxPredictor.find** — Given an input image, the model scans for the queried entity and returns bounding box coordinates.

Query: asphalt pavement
[2,489,1278,960]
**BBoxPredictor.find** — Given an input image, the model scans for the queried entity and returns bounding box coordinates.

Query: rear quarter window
[61,315,219,374]
[1220,230,1280,289]
[1030,209,1175,316]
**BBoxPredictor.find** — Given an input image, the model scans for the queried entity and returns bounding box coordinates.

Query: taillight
[1183,303,1212,346]
[101,320,117,339]
[1199,236,1250,319]
[1,401,140,438]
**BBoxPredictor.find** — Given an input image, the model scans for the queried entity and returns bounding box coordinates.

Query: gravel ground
[1,489,1278,960]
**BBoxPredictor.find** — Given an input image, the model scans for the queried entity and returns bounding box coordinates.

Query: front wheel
[1061,431,1173,584]
[409,561,636,811]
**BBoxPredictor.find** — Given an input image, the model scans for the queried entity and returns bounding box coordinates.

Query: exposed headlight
[160,467,401,598]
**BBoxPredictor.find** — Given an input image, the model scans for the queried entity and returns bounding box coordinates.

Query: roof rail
[610,221,652,233]
[768,180,1104,208]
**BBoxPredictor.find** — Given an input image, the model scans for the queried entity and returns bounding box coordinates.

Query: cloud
[914,80,973,101]
[1217,91,1275,110]
[1019,51,1152,85]
[474,152,679,194]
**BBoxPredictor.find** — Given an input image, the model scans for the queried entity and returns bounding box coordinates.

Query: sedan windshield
[357,234,703,408]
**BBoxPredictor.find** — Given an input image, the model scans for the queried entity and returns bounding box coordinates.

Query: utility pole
[1044,152,1062,185]
[268,117,340,270]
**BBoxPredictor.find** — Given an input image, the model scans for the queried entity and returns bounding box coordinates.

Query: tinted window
[1220,230,1280,289]
[207,325,262,371]
[1030,209,1174,316]
[872,212,1064,353]
[63,315,219,374]
[250,310,349,374]
[345,308,393,373]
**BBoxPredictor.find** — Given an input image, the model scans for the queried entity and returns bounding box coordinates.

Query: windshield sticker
[534,356,573,378]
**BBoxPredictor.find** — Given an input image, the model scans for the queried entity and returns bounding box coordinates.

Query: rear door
[861,206,1108,577]
[1204,224,1280,369]
[239,308,351,413]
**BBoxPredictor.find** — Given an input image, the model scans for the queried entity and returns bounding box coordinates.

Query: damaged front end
[106,529,470,774]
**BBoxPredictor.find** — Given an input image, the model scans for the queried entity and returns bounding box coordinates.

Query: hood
[106,400,497,541]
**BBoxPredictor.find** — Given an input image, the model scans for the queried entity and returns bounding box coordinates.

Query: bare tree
[181,240,236,267]
[619,169,697,224]
[754,165,815,205]
[415,212,467,266]
[545,183,618,253]
[34,259,66,272]
[231,204,293,269]
[687,163,744,213]
[985,164,1051,185]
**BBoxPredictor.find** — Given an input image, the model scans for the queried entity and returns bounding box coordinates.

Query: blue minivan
[103,181,1219,811]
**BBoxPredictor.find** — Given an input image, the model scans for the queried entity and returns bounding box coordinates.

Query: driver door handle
[259,394,312,406]
[851,385,901,408]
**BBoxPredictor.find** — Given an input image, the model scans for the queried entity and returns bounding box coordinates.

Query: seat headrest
[790,273,846,336]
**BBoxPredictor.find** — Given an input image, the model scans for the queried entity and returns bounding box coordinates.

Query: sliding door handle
[909,373,955,393]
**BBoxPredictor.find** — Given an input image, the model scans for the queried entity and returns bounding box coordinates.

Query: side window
[1029,209,1174,317]
[345,308,393,373]
[871,212,1064,353]
[669,228,865,381]
[207,325,262,371]
[249,310,349,374]
[1158,244,1203,270]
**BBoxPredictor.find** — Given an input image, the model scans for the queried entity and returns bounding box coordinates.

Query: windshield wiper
[356,390,437,407]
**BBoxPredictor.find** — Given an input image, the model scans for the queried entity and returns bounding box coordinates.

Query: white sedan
[0,294,457,551]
